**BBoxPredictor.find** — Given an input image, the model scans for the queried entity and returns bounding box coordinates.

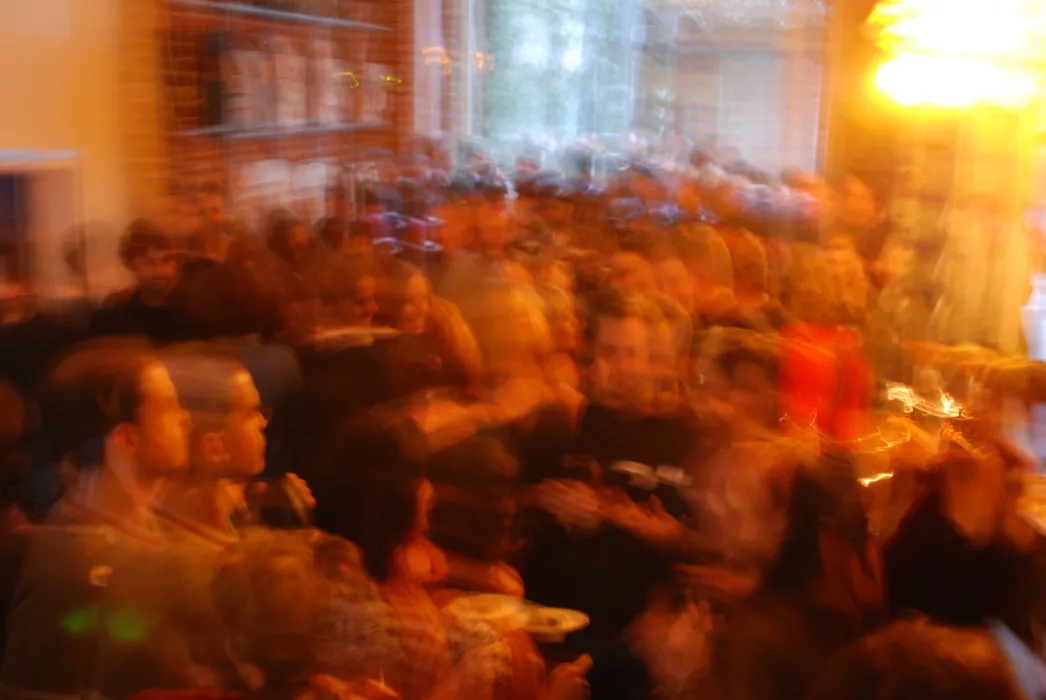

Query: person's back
[2,342,192,696]
[2,522,184,696]
[807,621,1021,700]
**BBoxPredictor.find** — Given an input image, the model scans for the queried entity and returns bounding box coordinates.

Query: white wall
[0,0,130,295]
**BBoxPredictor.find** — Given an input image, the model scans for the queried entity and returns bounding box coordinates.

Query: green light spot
[61,605,100,636]
[107,608,153,642]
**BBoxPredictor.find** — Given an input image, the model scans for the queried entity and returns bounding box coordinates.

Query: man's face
[610,252,655,294]
[219,371,268,478]
[134,363,192,478]
[130,248,179,299]
[839,178,877,230]
[348,275,378,328]
[589,316,652,411]
[476,209,512,255]
[400,273,431,335]
[655,257,693,313]
[200,193,226,226]
[650,321,681,407]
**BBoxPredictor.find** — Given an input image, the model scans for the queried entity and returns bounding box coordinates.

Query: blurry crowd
[0,142,1042,700]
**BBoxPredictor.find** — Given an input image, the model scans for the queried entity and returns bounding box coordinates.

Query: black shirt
[522,403,702,640]
[885,486,1046,646]
[89,289,196,344]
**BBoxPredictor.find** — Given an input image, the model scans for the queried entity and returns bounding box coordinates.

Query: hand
[605,496,685,548]
[486,562,524,597]
[488,379,552,426]
[295,675,401,700]
[548,654,593,700]
[530,480,602,531]
[677,564,759,601]
[285,473,317,510]
[353,679,401,700]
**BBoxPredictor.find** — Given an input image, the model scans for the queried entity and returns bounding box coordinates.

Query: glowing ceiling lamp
[867,0,1046,107]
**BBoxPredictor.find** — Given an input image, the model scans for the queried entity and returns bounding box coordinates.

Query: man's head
[652,246,694,314]
[585,289,660,412]
[717,341,779,430]
[475,208,513,258]
[42,342,192,482]
[608,252,652,294]
[836,175,878,231]
[199,184,227,227]
[120,220,179,302]
[163,348,268,480]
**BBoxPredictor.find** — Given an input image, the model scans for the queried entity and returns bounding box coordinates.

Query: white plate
[524,607,590,643]
[445,594,528,631]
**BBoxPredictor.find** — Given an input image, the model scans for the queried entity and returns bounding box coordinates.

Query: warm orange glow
[868,0,1046,107]
[875,56,1038,108]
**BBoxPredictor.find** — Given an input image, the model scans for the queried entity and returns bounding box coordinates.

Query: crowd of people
[0,143,1042,700]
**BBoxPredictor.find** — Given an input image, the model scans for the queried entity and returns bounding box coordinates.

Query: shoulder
[100,287,137,309]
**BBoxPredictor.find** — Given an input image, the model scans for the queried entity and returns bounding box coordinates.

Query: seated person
[312,413,589,700]
[2,342,195,696]
[157,347,270,549]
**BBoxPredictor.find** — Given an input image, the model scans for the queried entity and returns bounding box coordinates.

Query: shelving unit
[158,0,412,222]
[177,120,390,138]
[170,0,393,31]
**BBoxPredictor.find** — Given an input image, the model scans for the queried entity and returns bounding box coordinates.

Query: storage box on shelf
[160,0,410,220]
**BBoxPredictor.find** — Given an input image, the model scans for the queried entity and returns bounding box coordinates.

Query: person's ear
[198,431,230,468]
[109,423,138,456]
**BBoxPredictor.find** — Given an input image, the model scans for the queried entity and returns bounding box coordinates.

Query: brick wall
[122,0,168,220]
[142,0,413,223]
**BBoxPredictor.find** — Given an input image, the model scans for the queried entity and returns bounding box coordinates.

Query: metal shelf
[178,121,390,139]
[171,0,393,32]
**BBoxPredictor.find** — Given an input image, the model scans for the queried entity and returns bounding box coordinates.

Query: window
[424,0,828,174]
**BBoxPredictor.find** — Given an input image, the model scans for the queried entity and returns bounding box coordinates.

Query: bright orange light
[868,0,1046,107]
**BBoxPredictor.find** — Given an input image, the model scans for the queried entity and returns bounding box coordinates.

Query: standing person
[312,414,590,700]
[779,245,872,443]
[707,453,885,700]
[523,289,698,700]
[884,441,1046,644]
[2,342,195,697]
[832,175,891,288]
[90,221,188,343]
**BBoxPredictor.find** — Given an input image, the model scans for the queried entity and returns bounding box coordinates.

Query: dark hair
[584,288,657,347]
[265,210,305,263]
[428,436,520,561]
[311,412,428,582]
[316,216,348,251]
[119,220,171,267]
[212,531,326,691]
[40,341,157,469]
[0,381,26,509]
[763,450,869,594]
[717,343,780,387]
[808,621,1021,700]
